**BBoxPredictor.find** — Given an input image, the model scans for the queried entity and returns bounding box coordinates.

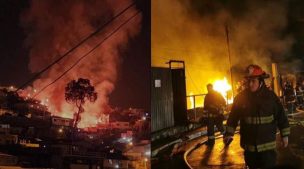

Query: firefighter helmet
[245,64,269,79]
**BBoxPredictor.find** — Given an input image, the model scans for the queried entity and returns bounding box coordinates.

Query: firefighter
[223,64,290,169]
[204,83,226,145]
[283,81,296,114]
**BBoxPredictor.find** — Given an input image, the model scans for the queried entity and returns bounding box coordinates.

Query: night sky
[0,0,150,111]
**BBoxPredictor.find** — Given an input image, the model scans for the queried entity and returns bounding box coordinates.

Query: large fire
[213,77,233,104]
[19,0,142,129]
[18,87,110,129]
[188,77,233,109]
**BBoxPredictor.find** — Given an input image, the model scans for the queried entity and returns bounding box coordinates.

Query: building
[110,122,130,130]
[51,116,73,127]
[0,88,51,119]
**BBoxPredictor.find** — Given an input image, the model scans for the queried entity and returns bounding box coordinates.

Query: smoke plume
[21,0,141,127]
[152,0,299,96]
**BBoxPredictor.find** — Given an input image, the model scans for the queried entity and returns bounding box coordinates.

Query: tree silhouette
[65,78,97,128]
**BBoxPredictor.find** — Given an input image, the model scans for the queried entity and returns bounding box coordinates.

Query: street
[186,113,304,169]
[152,112,304,169]
[187,134,244,169]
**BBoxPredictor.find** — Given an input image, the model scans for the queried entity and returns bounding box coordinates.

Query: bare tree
[65,78,97,128]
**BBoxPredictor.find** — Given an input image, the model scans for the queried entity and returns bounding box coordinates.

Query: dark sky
[0,0,150,111]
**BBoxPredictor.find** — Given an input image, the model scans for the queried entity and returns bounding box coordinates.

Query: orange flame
[213,77,233,104]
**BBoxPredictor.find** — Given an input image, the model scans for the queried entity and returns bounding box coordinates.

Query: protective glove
[281,136,288,148]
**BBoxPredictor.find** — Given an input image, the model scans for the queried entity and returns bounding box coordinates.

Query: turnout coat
[225,85,290,152]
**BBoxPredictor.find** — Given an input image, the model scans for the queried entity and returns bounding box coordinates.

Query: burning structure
[19,0,142,128]
[0,85,150,168]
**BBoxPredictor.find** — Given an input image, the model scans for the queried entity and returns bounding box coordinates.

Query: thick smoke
[152,0,298,95]
[21,0,141,127]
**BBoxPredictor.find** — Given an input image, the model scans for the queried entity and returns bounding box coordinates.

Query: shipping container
[151,67,174,132]
[151,61,188,132]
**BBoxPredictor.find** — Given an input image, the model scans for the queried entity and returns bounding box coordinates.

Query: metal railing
[186,94,206,122]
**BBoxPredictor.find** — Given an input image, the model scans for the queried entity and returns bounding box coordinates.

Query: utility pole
[225,24,234,99]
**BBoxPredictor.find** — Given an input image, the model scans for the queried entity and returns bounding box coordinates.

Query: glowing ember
[213,77,233,104]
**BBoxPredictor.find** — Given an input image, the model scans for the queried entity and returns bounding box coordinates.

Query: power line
[17,1,136,91]
[33,11,140,98]
[225,24,234,98]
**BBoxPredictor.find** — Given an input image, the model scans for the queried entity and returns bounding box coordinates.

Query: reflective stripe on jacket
[225,85,290,152]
